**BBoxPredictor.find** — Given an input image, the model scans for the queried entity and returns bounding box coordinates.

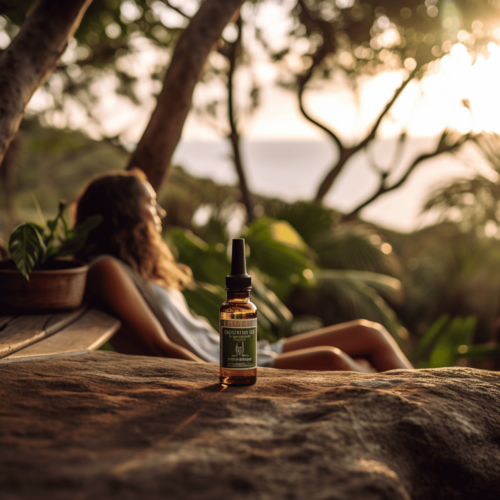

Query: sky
[181,39,500,142]
[23,1,500,232]
[172,40,500,232]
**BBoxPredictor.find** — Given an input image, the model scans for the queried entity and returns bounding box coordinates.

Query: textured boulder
[1,352,500,500]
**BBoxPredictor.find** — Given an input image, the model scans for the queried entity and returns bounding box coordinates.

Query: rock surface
[1,352,500,500]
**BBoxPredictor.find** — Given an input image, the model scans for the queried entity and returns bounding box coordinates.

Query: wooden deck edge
[1,308,121,364]
[0,305,89,360]
[0,349,92,364]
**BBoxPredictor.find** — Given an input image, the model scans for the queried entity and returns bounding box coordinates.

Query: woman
[74,169,413,372]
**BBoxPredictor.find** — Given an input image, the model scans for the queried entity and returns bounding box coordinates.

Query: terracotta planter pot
[0,259,88,313]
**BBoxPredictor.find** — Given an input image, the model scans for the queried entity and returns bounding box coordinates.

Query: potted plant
[0,202,101,313]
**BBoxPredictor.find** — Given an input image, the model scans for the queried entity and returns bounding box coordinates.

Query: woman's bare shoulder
[88,255,122,269]
[87,256,133,288]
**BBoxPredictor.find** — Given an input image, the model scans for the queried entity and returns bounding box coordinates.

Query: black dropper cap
[226,238,251,290]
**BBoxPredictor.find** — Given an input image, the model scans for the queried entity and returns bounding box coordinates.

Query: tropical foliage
[167,204,407,348]
[425,133,500,236]
[3,120,500,368]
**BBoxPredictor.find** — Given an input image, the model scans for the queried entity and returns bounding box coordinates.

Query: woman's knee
[350,318,379,330]
[351,319,393,347]
[316,347,352,370]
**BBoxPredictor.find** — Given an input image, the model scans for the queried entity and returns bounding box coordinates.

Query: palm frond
[311,224,402,277]
[283,315,324,337]
[319,269,403,304]
[288,273,404,346]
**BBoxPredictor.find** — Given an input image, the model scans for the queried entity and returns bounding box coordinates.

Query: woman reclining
[74,169,413,373]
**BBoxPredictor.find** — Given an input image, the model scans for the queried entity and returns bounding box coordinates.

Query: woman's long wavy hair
[73,169,192,290]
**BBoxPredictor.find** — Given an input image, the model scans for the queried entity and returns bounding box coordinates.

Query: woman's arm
[86,257,203,362]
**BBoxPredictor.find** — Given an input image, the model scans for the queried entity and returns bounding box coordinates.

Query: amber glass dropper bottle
[219,238,257,386]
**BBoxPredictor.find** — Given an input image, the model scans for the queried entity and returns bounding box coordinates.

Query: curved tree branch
[164,0,192,20]
[358,67,418,149]
[128,0,245,192]
[314,68,418,202]
[342,131,472,221]
[366,131,407,177]
[298,77,344,154]
[0,0,93,168]
[223,18,254,222]
[297,67,355,203]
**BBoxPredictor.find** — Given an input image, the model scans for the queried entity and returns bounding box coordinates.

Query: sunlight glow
[0,30,9,49]
[381,243,392,255]
[121,1,142,23]
[302,269,314,280]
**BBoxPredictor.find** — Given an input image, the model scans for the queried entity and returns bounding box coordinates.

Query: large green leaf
[417,316,477,368]
[245,217,317,300]
[427,316,476,368]
[167,229,229,287]
[412,314,449,363]
[246,218,315,276]
[265,200,337,246]
[8,223,46,280]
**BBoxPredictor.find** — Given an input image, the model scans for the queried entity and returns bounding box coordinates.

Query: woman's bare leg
[281,319,413,371]
[273,346,375,372]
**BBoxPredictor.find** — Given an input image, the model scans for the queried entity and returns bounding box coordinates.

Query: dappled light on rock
[1,352,500,499]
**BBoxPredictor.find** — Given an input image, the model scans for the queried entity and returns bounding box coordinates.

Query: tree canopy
[1,0,500,204]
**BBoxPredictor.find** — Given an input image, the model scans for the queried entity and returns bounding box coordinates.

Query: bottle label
[220,318,257,370]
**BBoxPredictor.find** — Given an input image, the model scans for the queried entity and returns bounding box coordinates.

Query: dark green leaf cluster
[8,202,102,280]
[168,205,404,346]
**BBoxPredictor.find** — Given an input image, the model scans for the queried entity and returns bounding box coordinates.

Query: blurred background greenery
[2,0,500,369]
[3,118,500,369]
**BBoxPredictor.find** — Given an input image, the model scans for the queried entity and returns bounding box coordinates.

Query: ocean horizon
[173,137,480,233]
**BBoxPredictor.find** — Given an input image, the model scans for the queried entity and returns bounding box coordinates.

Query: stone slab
[1,353,499,500]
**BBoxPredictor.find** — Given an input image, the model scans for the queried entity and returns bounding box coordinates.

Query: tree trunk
[226,18,254,222]
[229,132,254,222]
[0,133,20,230]
[127,0,245,192]
[0,0,93,169]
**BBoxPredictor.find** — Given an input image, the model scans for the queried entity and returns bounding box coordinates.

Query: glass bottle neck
[226,290,251,302]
